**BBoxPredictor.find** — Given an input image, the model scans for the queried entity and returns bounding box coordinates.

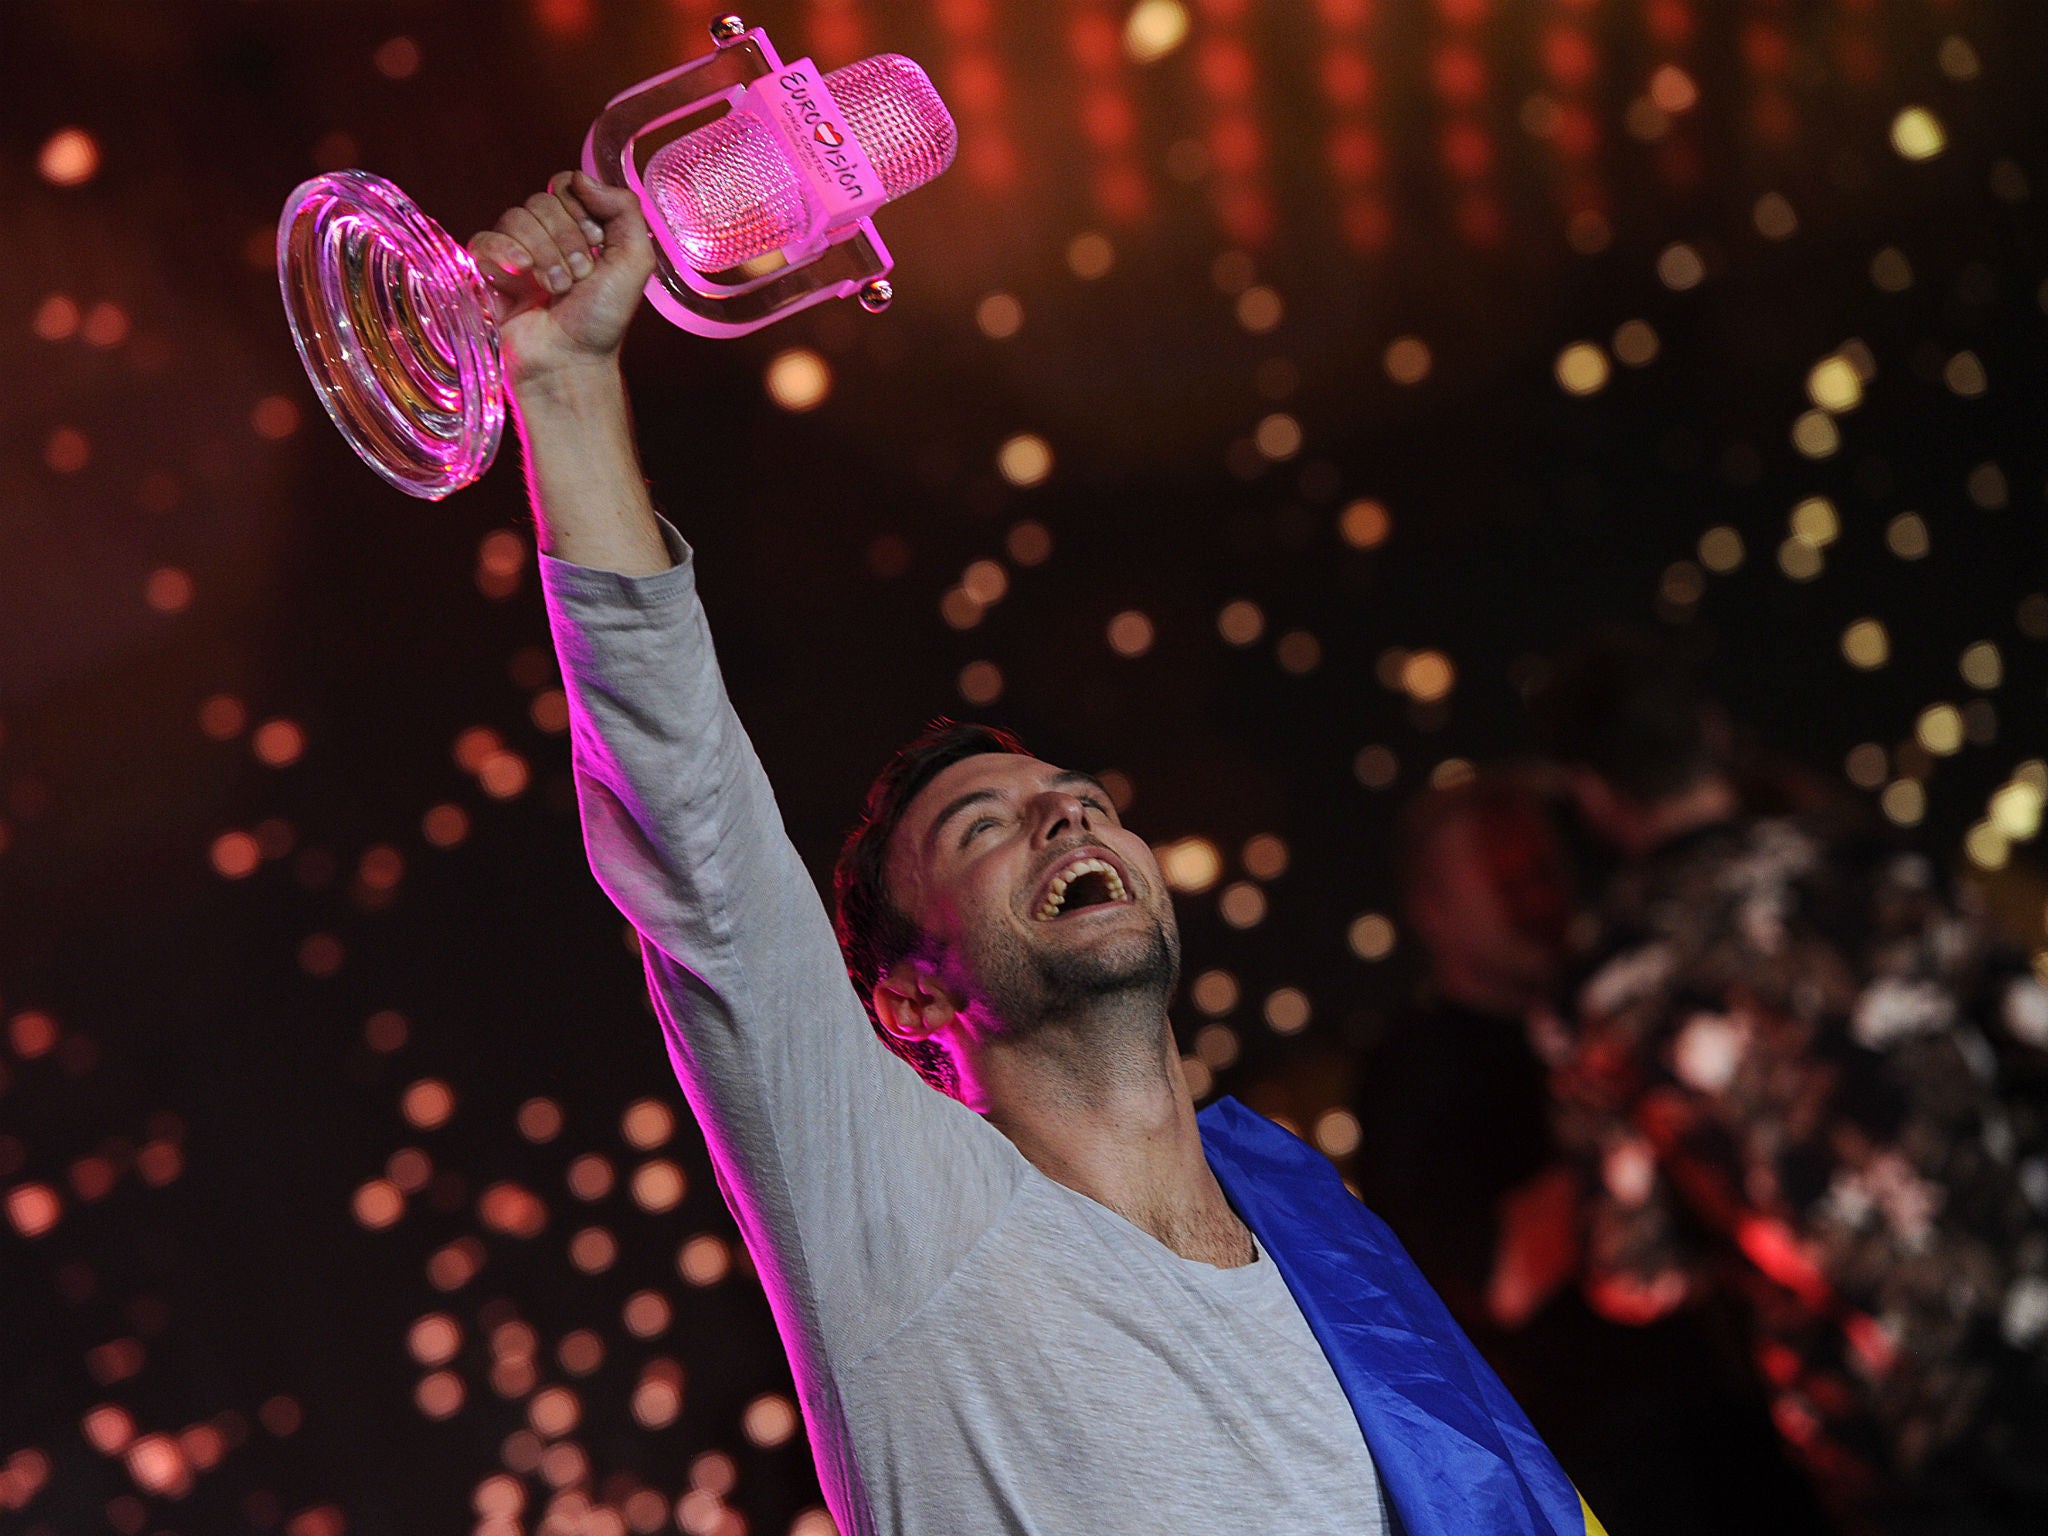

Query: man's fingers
[469,230,533,280]
[471,230,552,302]
[522,191,594,290]
[547,171,608,248]
[569,171,651,245]
[499,205,575,295]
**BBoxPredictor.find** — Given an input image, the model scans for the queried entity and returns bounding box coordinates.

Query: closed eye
[960,815,998,847]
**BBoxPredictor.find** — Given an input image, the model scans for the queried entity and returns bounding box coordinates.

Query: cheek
[1125,846,1168,901]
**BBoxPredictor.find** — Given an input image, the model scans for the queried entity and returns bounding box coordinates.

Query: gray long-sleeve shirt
[541,530,1393,1535]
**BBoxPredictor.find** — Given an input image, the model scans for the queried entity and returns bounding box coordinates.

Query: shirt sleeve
[538,523,1025,1414]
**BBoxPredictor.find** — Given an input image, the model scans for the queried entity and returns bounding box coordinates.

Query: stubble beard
[961,908,1182,1046]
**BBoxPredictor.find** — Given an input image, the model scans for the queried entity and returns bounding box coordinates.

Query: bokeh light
[1383,337,1431,384]
[1841,619,1889,670]
[1555,342,1610,395]
[1339,499,1392,549]
[1107,610,1155,658]
[1156,837,1222,894]
[764,349,832,412]
[996,433,1053,487]
[1890,106,1947,161]
[1124,0,1190,64]
[38,127,100,185]
[1263,988,1311,1035]
[976,293,1024,338]
[1348,913,1397,961]
[1217,599,1265,645]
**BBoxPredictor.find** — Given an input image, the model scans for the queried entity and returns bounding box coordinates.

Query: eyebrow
[924,770,1113,851]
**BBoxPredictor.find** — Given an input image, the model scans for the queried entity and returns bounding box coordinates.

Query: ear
[872,957,962,1045]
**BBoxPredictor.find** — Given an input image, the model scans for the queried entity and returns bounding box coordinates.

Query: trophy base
[278,171,503,501]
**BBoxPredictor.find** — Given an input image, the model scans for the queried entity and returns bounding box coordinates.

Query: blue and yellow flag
[1200,1097,1605,1536]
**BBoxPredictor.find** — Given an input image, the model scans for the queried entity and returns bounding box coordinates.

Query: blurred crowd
[1350,632,2048,1536]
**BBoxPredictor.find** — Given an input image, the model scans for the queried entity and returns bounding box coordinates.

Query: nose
[1030,789,1095,848]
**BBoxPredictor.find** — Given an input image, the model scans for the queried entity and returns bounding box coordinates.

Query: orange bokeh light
[402,1078,455,1129]
[7,1183,61,1238]
[198,694,248,740]
[386,1147,431,1191]
[45,427,90,473]
[252,395,302,440]
[252,719,307,767]
[137,1139,183,1186]
[427,1237,483,1290]
[479,1181,546,1238]
[10,1010,57,1058]
[621,1099,675,1149]
[742,1394,799,1447]
[517,1097,563,1142]
[529,1386,579,1437]
[33,294,80,340]
[86,1339,144,1384]
[569,1226,618,1273]
[624,1289,673,1337]
[364,1009,409,1052]
[71,1155,118,1201]
[453,726,503,773]
[678,1234,732,1286]
[477,750,530,800]
[83,1404,136,1455]
[408,1313,461,1365]
[630,1361,683,1428]
[82,302,129,347]
[567,1153,614,1200]
[422,803,470,848]
[630,1159,686,1212]
[415,1371,464,1420]
[145,567,195,614]
[38,127,100,186]
[125,1434,191,1497]
[353,1178,404,1229]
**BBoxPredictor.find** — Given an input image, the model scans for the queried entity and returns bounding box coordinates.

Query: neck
[971,1014,1254,1267]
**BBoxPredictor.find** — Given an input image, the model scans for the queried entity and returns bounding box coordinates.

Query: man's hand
[470,171,658,394]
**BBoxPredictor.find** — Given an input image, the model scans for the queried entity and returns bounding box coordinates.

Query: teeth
[1033,858,1130,921]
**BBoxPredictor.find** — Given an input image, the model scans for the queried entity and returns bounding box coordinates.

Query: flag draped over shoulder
[1199,1096,1604,1536]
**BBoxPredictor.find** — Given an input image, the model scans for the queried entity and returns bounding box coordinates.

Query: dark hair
[1533,629,1719,803]
[833,719,1032,1095]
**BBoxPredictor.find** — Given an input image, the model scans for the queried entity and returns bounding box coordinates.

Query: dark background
[3,2,2046,1532]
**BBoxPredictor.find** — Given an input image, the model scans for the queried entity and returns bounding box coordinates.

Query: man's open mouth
[1033,856,1131,921]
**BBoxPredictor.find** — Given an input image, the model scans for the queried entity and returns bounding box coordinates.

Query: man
[1357,775,1831,1534]
[480,172,1596,1536]
[1357,776,1582,1335]
[1538,632,2048,1534]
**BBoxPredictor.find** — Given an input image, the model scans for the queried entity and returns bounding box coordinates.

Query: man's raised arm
[471,169,670,576]
[465,176,1023,1440]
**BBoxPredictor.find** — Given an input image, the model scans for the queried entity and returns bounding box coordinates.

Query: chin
[1034,912,1180,1011]
[967,906,1181,1034]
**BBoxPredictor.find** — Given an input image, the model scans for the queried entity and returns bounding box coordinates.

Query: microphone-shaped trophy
[277,16,957,499]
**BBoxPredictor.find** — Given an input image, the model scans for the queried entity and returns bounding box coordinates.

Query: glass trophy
[277,16,953,499]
